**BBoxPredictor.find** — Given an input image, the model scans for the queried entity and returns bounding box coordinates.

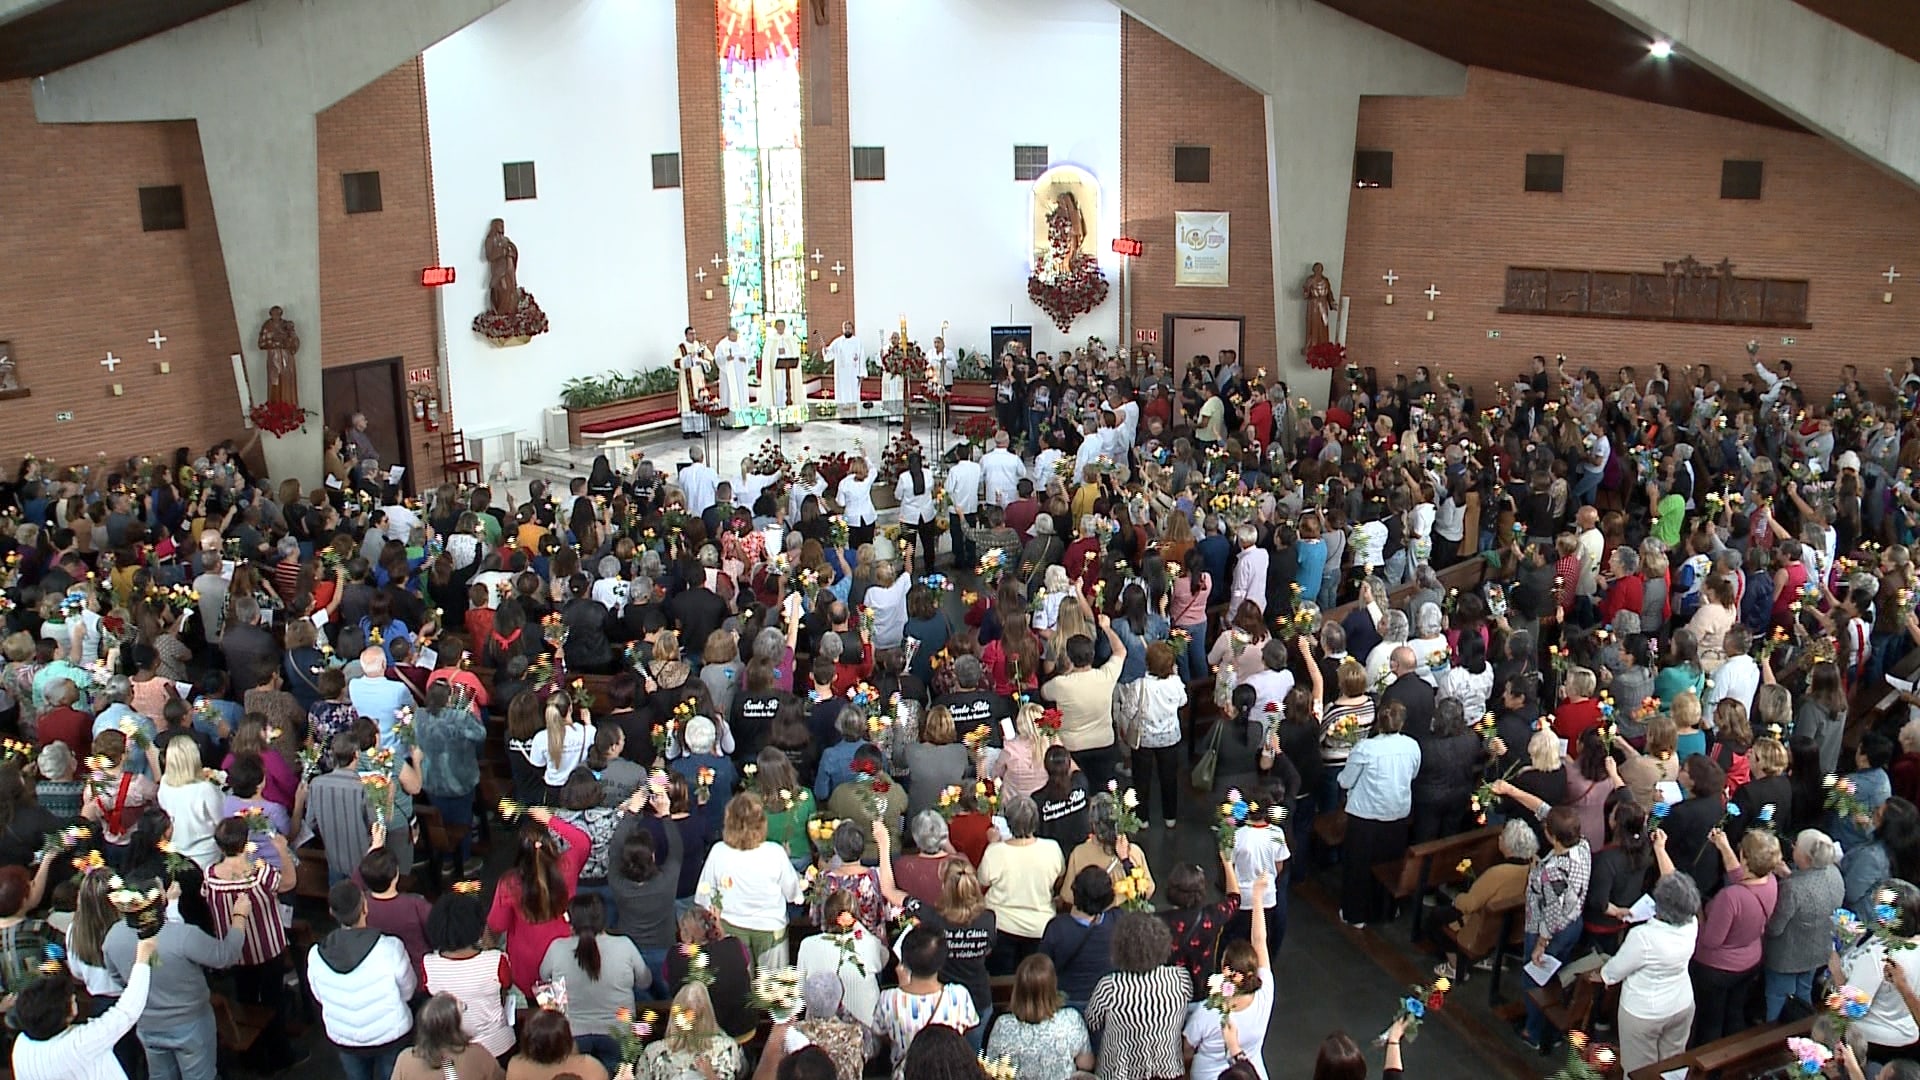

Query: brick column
[800,0,854,350]
[676,0,732,342]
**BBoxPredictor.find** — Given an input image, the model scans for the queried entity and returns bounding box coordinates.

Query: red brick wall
[801,0,855,345]
[676,0,733,343]
[1341,68,1920,398]
[0,64,445,485]
[317,57,445,487]
[1120,17,1276,380]
[0,80,244,467]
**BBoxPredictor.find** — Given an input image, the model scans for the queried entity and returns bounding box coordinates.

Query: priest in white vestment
[825,321,864,407]
[761,317,803,410]
[928,336,957,389]
[675,328,713,438]
[714,326,753,412]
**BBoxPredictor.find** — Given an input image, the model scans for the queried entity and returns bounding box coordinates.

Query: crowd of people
[0,344,1918,1080]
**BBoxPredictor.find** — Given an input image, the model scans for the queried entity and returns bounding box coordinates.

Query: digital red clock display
[420,266,456,287]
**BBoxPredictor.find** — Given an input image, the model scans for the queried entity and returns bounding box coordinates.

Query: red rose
[1426,992,1444,1011]
[872,781,891,794]
[851,759,877,776]
[1264,701,1279,714]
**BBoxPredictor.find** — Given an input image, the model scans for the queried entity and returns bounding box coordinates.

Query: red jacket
[37,706,92,761]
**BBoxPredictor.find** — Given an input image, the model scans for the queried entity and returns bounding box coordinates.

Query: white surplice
[825,333,864,405]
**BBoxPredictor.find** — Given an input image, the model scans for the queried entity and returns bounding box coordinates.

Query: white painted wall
[847,0,1121,359]
[424,0,687,438]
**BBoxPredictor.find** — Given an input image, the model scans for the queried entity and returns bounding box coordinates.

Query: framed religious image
[1590,272,1632,316]
[1174,211,1230,287]
[0,340,23,398]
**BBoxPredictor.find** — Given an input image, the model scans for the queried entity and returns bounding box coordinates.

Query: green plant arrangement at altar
[803,352,832,377]
[954,348,990,381]
[559,367,681,409]
[1028,194,1109,332]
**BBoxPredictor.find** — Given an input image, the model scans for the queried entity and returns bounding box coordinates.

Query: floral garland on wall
[1027,200,1109,332]
[248,401,314,438]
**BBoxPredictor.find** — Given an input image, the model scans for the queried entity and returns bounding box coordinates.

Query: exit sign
[1111,237,1142,257]
[1134,328,1158,344]
[420,266,456,287]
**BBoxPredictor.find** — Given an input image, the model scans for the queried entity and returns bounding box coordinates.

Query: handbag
[1190,718,1228,793]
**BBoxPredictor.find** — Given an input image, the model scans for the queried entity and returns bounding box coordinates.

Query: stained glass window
[717,0,805,358]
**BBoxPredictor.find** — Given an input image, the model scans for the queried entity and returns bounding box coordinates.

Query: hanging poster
[1174,211,1230,287]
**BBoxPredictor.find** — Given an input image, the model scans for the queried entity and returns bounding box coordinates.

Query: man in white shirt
[1242,637,1296,720]
[928,336,956,388]
[761,317,803,411]
[1753,356,1795,409]
[1703,625,1760,720]
[825,321,864,410]
[1575,507,1605,598]
[380,501,422,543]
[945,448,983,570]
[1108,386,1140,454]
[1031,435,1065,490]
[679,446,721,521]
[713,326,753,411]
[1073,418,1106,485]
[590,556,631,615]
[1227,524,1269,622]
[980,433,1024,507]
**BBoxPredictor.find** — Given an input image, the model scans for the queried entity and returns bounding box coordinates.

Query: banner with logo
[1174,211,1230,287]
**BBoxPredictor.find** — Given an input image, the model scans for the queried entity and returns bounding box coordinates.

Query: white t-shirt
[697,841,802,933]
[1183,964,1276,1080]
[1230,826,1289,910]
[836,474,878,527]
[525,723,592,786]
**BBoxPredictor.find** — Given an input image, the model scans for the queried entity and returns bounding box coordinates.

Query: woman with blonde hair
[528,690,592,803]
[155,737,224,868]
[990,701,1052,798]
[639,982,746,1080]
[695,792,802,970]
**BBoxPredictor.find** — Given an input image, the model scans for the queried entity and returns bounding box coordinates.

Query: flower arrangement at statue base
[879,431,924,486]
[1028,255,1109,334]
[743,440,794,485]
[881,340,927,379]
[1305,342,1347,371]
[247,400,314,438]
[472,289,550,344]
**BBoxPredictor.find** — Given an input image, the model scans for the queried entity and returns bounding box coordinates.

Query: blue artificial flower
[1651,802,1671,820]
[1403,997,1426,1019]
[1801,1062,1823,1076]
[1846,1000,1870,1020]
[1877,903,1898,925]
[1757,803,1776,823]
[42,943,63,961]
[1726,803,1742,818]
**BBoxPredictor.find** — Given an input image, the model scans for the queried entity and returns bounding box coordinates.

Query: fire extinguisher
[411,393,427,424]
[425,395,440,431]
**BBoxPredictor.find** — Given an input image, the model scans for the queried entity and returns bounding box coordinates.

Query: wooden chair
[441,428,482,485]
[1370,822,1504,941]
[1438,893,1525,1004]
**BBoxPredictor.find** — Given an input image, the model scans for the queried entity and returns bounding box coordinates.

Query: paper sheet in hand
[1655,781,1683,805]
[1624,893,1657,923]
[1523,953,1562,985]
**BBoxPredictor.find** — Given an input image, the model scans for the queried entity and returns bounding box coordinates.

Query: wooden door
[320,358,413,493]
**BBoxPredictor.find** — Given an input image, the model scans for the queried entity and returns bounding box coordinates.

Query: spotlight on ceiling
[1648,39,1674,59]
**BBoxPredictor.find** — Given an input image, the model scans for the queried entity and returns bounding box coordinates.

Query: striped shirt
[1084,965,1193,1080]
[202,862,286,965]
[301,770,372,878]
[422,950,515,1056]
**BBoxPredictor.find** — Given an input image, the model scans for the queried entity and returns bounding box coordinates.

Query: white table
[465,425,521,481]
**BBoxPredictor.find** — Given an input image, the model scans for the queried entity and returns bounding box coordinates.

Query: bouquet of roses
[1111,863,1155,913]
[748,966,807,1022]
[1377,976,1450,1045]
[1547,1031,1619,1080]
[1826,773,1870,825]
[611,1007,657,1065]
[1106,780,1145,835]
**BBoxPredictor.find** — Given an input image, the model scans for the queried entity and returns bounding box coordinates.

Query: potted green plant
[561,367,683,444]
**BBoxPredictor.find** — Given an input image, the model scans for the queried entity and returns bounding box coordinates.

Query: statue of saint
[0,341,17,391]
[484,218,520,317]
[1303,262,1336,353]
[257,306,300,406]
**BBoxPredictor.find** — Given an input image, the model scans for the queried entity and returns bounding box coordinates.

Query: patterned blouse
[638,1034,745,1080]
[1084,965,1193,1080]
[1159,897,1241,1001]
[985,1008,1092,1080]
[810,865,890,941]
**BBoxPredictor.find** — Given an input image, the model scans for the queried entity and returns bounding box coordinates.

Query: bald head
[1390,646,1417,676]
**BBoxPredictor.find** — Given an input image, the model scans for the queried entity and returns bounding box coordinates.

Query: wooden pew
[1627,1015,1814,1080]
[1439,892,1525,1005]
[211,993,274,1056]
[1370,822,1504,942]
[1320,554,1491,632]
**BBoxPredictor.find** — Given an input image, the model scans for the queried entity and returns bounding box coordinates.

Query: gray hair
[910,810,949,855]
[1087,791,1121,848]
[1235,523,1259,547]
[1652,872,1701,925]
[697,544,720,569]
[36,742,74,781]
[1002,793,1039,839]
[232,595,261,627]
[1381,609,1410,644]
[752,627,785,663]
[1319,620,1346,654]
[820,631,846,663]
[1609,610,1643,636]
[1414,601,1443,639]
[835,706,867,743]
[598,555,622,580]
[639,550,665,578]
[101,674,133,705]
[1498,819,1539,861]
[683,716,717,755]
[1794,828,1840,870]
[1260,637,1291,673]
[952,655,985,691]
[1614,547,1640,574]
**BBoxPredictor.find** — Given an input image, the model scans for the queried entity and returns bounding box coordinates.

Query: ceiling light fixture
[1649,39,1674,59]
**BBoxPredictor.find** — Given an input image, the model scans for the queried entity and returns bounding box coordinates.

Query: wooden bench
[1320,553,1491,631]
[1439,892,1525,1005]
[294,845,331,900]
[1370,822,1504,941]
[1628,1015,1814,1080]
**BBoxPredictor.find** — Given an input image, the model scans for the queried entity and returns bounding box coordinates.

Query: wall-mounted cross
[1382,270,1398,287]
[1885,265,1902,284]
[147,330,167,350]
[810,250,824,264]
[100,352,121,372]
[694,267,707,283]
[830,261,847,275]
[1424,284,1442,301]
[710,254,726,269]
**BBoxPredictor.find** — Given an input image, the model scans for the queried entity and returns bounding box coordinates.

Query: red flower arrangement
[1305,342,1348,371]
[850,758,878,777]
[804,449,852,492]
[472,290,550,343]
[1036,708,1064,735]
[1028,201,1109,332]
[879,431,924,485]
[248,400,314,438]
[952,413,998,447]
[881,340,927,379]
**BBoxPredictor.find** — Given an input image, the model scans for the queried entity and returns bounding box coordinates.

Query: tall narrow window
[718,0,806,360]
[1353,150,1393,189]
